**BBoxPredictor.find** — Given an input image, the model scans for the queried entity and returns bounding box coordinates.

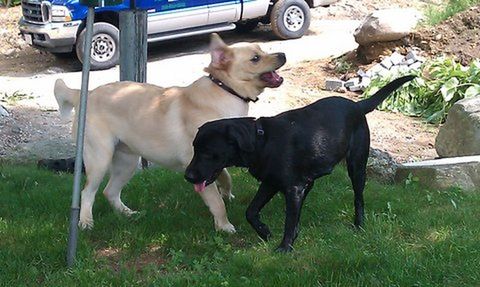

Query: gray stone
[390,65,401,74]
[0,105,9,117]
[399,58,415,66]
[349,84,363,92]
[380,57,393,69]
[357,69,368,78]
[367,148,398,183]
[408,61,423,70]
[360,77,372,88]
[436,96,480,157]
[325,79,345,91]
[366,63,388,77]
[354,8,422,45]
[345,77,360,88]
[395,156,480,191]
[389,51,405,65]
[397,65,412,74]
[405,51,424,62]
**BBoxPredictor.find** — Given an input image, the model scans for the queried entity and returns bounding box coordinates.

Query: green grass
[1,164,479,286]
[425,0,480,25]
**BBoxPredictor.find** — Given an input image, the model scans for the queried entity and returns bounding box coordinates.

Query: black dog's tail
[358,75,415,114]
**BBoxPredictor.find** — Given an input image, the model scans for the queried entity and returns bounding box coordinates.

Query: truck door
[207,0,241,25]
[148,0,209,34]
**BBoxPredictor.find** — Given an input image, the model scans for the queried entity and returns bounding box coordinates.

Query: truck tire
[76,22,119,70]
[270,0,311,39]
[235,20,259,33]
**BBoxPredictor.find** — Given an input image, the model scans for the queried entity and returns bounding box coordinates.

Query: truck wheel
[76,22,119,70]
[235,20,259,33]
[270,0,311,39]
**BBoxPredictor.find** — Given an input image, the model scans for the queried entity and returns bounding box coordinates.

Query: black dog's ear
[227,125,255,153]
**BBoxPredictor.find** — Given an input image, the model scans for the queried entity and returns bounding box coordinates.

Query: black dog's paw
[257,226,272,241]
[349,222,365,232]
[275,245,293,253]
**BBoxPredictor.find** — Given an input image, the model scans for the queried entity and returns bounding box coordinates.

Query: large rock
[367,148,398,183]
[395,156,480,191]
[354,9,422,45]
[436,96,480,157]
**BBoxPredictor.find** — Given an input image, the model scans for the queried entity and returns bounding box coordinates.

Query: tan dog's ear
[209,33,233,70]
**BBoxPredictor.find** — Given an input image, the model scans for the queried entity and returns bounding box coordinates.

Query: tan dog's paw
[121,208,138,217]
[216,222,236,233]
[78,218,94,230]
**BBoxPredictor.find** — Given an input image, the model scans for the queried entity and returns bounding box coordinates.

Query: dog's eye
[250,55,261,63]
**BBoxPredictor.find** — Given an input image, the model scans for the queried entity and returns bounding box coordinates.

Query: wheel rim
[91,33,116,63]
[283,5,305,32]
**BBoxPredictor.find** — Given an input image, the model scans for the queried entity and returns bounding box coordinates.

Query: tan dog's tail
[54,79,80,122]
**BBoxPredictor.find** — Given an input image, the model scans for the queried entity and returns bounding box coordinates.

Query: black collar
[208,74,258,103]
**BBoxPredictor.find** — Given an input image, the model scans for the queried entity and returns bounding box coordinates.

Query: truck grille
[22,0,50,23]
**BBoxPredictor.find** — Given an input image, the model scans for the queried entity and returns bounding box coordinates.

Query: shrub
[0,0,21,7]
[425,0,480,25]
[363,57,480,124]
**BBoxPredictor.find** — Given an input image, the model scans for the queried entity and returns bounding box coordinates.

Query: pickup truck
[19,0,337,70]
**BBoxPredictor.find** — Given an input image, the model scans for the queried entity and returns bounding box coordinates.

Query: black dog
[185,75,415,252]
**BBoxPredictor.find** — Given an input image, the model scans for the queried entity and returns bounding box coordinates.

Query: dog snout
[275,53,286,67]
[184,169,198,183]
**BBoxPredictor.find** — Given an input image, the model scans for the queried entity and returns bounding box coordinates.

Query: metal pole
[119,8,148,168]
[66,6,95,268]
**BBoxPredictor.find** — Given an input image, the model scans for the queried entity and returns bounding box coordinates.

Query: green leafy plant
[0,0,21,7]
[363,57,480,124]
[425,0,480,25]
[333,56,354,74]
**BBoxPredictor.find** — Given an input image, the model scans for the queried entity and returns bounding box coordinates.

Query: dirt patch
[410,5,480,65]
[354,5,480,65]
[0,103,74,162]
[0,6,78,77]
[96,245,168,273]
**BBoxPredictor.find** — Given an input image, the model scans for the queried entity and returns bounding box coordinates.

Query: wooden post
[119,9,149,168]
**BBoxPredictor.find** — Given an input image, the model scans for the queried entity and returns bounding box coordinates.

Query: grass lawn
[0,164,479,286]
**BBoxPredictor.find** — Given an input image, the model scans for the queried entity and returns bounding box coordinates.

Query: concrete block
[360,77,372,88]
[389,51,405,65]
[366,64,387,77]
[409,61,423,70]
[380,57,393,69]
[345,77,360,88]
[399,58,415,65]
[349,84,364,92]
[325,79,345,91]
[406,51,423,62]
[395,156,480,191]
[357,69,368,78]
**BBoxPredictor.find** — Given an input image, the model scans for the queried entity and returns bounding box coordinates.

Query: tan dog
[54,33,286,232]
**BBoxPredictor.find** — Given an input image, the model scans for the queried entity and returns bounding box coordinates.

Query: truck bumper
[18,19,82,53]
[312,0,338,7]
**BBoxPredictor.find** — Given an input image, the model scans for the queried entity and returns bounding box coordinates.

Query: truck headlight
[51,5,72,22]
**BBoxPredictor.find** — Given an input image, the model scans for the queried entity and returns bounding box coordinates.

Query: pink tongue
[271,71,281,81]
[194,181,206,193]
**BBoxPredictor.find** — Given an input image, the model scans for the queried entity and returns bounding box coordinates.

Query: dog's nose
[276,53,286,65]
[184,169,197,183]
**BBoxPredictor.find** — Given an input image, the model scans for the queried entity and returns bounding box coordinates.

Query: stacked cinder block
[325,51,425,92]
